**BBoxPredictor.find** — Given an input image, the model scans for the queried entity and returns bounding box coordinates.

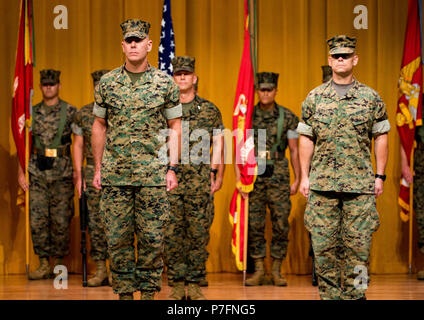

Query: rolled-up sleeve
[164,80,182,120]
[164,103,182,120]
[93,102,106,119]
[296,122,313,137]
[287,129,299,139]
[93,82,107,119]
[372,119,391,135]
[71,123,83,136]
[72,109,83,136]
[372,96,390,136]
[297,95,315,138]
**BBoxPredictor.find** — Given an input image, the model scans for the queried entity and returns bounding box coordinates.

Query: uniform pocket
[351,112,369,137]
[313,112,332,140]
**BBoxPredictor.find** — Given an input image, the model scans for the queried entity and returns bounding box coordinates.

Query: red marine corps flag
[11,0,34,184]
[11,0,34,274]
[229,0,257,278]
[397,0,423,222]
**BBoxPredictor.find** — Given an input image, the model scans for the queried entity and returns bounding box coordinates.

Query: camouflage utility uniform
[29,83,81,260]
[75,102,108,262]
[249,104,298,260]
[164,94,224,285]
[297,76,390,299]
[93,62,181,295]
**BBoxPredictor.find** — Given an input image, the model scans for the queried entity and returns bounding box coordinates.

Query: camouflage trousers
[100,186,169,294]
[305,190,380,300]
[164,191,214,283]
[29,174,74,258]
[414,147,424,254]
[248,159,291,259]
[85,165,108,261]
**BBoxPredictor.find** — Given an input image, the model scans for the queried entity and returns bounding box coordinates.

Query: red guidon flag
[228,0,257,271]
[397,0,423,222]
[11,0,34,205]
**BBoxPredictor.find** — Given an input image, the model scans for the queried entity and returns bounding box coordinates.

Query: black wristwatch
[375,174,386,181]
[167,165,178,174]
[211,168,218,177]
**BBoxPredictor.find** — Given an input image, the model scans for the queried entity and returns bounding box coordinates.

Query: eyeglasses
[331,53,354,60]
[41,83,56,87]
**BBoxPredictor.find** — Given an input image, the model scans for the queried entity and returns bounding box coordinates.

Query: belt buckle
[45,148,57,157]
[258,151,270,160]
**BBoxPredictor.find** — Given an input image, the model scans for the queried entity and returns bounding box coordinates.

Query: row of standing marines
[16,19,424,300]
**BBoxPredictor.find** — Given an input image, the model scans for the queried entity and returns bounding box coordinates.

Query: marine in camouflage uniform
[308,65,333,287]
[244,72,300,287]
[22,69,81,279]
[297,35,390,300]
[164,56,225,300]
[73,70,110,287]
[401,122,424,280]
[91,19,182,300]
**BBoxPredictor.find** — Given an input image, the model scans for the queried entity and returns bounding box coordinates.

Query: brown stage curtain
[0,0,421,275]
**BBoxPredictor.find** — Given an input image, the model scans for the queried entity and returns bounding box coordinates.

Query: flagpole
[243,196,248,286]
[25,119,30,276]
[408,145,415,274]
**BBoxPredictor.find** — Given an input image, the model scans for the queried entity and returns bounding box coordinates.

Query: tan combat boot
[187,283,206,300]
[28,257,51,280]
[168,281,186,300]
[245,258,265,286]
[140,291,155,300]
[270,258,287,286]
[417,270,424,280]
[87,260,108,287]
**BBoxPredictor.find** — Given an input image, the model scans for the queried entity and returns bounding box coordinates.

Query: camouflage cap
[171,56,195,73]
[120,19,150,40]
[256,72,279,90]
[40,69,60,85]
[321,65,332,83]
[327,35,357,55]
[91,70,110,83]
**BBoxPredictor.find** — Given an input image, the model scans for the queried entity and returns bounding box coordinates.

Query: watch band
[211,168,218,177]
[167,165,178,174]
[375,174,386,181]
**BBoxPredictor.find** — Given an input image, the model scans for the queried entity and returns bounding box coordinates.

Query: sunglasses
[125,37,142,44]
[331,53,354,60]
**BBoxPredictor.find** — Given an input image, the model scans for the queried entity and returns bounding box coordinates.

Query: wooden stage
[0,273,423,300]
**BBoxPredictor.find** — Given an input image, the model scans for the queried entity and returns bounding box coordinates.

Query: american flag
[158,0,175,76]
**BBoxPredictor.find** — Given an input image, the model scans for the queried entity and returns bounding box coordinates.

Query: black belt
[33,146,70,157]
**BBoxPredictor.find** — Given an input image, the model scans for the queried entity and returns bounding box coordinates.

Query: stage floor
[0,273,423,300]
